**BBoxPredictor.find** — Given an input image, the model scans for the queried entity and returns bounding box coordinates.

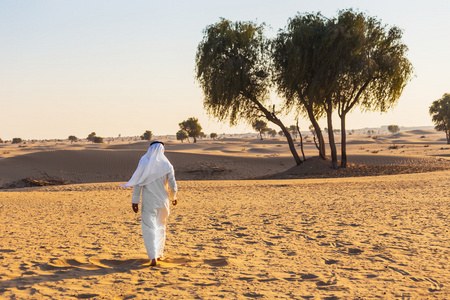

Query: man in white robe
[122,141,178,266]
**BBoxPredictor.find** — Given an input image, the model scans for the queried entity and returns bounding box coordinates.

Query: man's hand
[132,203,139,213]
[172,199,178,206]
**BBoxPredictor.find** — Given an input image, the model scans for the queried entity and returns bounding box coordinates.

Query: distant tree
[200,132,207,139]
[179,117,202,143]
[93,136,103,143]
[0,138,3,143]
[87,132,97,142]
[140,130,153,141]
[195,19,302,165]
[12,138,23,144]
[289,125,298,138]
[278,131,284,137]
[68,135,78,143]
[252,120,268,140]
[387,125,400,134]
[429,93,450,144]
[176,130,189,143]
[267,128,277,137]
[210,133,218,139]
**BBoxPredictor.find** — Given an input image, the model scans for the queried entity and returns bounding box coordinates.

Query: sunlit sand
[1,130,449,298]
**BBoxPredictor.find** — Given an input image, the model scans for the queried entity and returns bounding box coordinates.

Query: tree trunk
[259,131,263,140]
[307,108,326,159]
[340,114,348,168]
[276,120,302,165]
[193,136,197,143]
[326,105,338,169]
[296,121,306,161]
[251,97,302,165]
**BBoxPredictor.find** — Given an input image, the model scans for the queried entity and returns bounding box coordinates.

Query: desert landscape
[0,130,449,299]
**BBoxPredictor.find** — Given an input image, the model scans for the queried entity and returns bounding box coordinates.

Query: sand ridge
[1,131,450,188]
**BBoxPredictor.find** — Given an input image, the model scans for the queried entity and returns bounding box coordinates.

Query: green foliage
[273,9,413,167]
[179,117,202,143]
[176,130,189,142]
[12,138,23,144]
[429,93,450,144]
[93,136,103,143]
[140,130,153,141]
[332,9,414,114]
[210,133,218,139]
[195,19,271,126]
[272,12,334,117]
[195,18,302,165]
[387,125,400,134]
[68,135,78,142]
[87,132,96,142]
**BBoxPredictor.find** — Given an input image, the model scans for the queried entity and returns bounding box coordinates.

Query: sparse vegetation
[429,93,450,144]
[176,130,189,143]
[12,138,23,144]
[93,136,103,143]
[68,135,78,143]
[267,128,277,137]
[179,117,202,143]
[87,132,97,142]
[140,130,153,141]
[388,125,400,134]
[252,120,268,140]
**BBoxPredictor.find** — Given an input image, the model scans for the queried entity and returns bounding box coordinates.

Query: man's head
[150,141,164,147]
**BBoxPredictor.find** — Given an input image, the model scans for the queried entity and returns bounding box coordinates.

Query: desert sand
[0,130,449,299]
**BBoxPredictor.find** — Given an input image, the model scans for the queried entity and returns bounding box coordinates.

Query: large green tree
[179,117,202,143]
[272,13,335,163]
[333,9,413,167]
[195,19,302,165]
[429,93,450,144]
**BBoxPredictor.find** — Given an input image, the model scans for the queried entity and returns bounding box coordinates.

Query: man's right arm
[132,185,142,204]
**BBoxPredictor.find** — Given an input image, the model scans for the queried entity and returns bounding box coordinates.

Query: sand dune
[1,172,449,298]
[1,131,450,298]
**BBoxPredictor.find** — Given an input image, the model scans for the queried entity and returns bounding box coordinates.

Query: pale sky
[1,0,449,140]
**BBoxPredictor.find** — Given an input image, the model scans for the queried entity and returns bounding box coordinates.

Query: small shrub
[12,138,23,144]
[140,130,153,141]
[93,136,103,143]
[388,144,399,150]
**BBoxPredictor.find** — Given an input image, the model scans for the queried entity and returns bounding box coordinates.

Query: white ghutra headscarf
[121,142,174,187]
